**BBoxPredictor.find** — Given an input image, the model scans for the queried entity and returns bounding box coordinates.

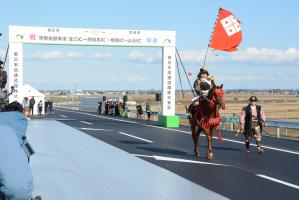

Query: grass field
[112,92,299,121]
[102,92,299,139]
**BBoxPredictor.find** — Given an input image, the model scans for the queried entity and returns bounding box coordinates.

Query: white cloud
[27,51,111,60]
[231,47,299,64]
[28,51,83,59]
[218,75,268,81]
[125,74,150,82]
[25,47,299,66]
[90,52,112,59]
[179,50,227,65]
[178,47,299,66]
[127,50,161,64]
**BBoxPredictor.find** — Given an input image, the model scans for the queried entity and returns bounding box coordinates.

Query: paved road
[48,109,299,200]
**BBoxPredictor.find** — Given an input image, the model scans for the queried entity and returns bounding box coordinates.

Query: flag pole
[202,8,222,67]
[3,44,9,69]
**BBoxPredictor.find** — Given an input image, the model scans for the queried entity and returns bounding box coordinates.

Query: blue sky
[1,0,299,90]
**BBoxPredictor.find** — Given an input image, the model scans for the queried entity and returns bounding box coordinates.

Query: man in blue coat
[0,102,34,200]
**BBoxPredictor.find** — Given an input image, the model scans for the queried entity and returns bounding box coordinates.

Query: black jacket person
[240,96,266,153]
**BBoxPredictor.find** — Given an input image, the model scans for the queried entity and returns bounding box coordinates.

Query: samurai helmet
[197,66,209,77]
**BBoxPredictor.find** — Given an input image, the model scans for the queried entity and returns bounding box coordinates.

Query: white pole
[8,43,23,103]
[162,47,176,116]
[276,127,280,138]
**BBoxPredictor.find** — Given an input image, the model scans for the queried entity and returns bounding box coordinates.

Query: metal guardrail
[55,102,298,138]
[267,120,299,130]
[126,111,299,138]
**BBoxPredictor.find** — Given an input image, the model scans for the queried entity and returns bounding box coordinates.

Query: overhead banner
[9,26,176,47]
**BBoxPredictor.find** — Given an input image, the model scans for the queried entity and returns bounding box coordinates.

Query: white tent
[21,84,46,115]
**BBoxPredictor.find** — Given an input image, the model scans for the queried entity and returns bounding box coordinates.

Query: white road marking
[55,109,299,156]
[60,115,68,118]
[77,127,113,132]
[134,154,228,166]
[56,118,76,121]
[80,121,93,125]
[118,132,153,143]
[214,137,299,155]
[142,124,299,155]
[256,174,299,190]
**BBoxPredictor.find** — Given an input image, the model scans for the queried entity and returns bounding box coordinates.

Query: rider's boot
[245,141,250,153]
[256,141,264,154]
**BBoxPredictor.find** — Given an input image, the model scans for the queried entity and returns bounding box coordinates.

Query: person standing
[145,100,151,120]
[240,96,266,153]
[22,97,29,117]
[49,101,53,113]
[97,100,102,114]
[0,61,7,90]
[37,100,43,115]
[29,97,35,116]
[136,104,143,119]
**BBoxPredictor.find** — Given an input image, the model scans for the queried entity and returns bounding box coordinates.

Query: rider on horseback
[187,66,215,119]
[193,66,216,100]
[187,66,224,159]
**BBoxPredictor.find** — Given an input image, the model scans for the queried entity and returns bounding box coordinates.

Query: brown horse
[188,84,225,159]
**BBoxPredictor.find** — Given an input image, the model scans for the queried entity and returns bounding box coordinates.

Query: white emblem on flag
[220,15,241,37]
[221,17,232,28]
[230,15,238,24]
[234,22,241,32]
[225,26,237,36]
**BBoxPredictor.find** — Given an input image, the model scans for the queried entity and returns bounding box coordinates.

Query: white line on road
[134,154,228,166]
[55,109,299,155]
[80,121,93,125]
[256,174,299,190]
[143,124,299,155]
[60,115,68,118]
[77,127,113,132]
[56,118,76,121]
[118,132,153,143]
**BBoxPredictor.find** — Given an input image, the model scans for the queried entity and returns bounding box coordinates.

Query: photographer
[0,60,7,90]
[0,102,34,200]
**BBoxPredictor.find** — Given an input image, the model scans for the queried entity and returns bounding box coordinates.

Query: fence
[55,100,299,139]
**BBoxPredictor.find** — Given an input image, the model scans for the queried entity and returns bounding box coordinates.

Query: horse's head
[213,84,225,110]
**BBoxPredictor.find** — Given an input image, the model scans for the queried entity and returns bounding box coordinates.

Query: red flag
[209,8,242,52]
[187,72,192,76]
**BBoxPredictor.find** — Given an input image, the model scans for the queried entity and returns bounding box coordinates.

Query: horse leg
[202,129,211,159]
[189,116,201,157]
[192,126,200,157]
[194,127,202,157]
[207,126,217,160]
[190,118,199,157]
[206,135,212,160]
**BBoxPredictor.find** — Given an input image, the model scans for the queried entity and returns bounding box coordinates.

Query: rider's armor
[194,77,212,97]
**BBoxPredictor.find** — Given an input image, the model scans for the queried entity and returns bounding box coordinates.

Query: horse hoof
[257,147,264,154]
[207,153,213,160]
[194,146,199,157]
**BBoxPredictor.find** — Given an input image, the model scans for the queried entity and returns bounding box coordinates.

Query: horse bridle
[213,88,224,109]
